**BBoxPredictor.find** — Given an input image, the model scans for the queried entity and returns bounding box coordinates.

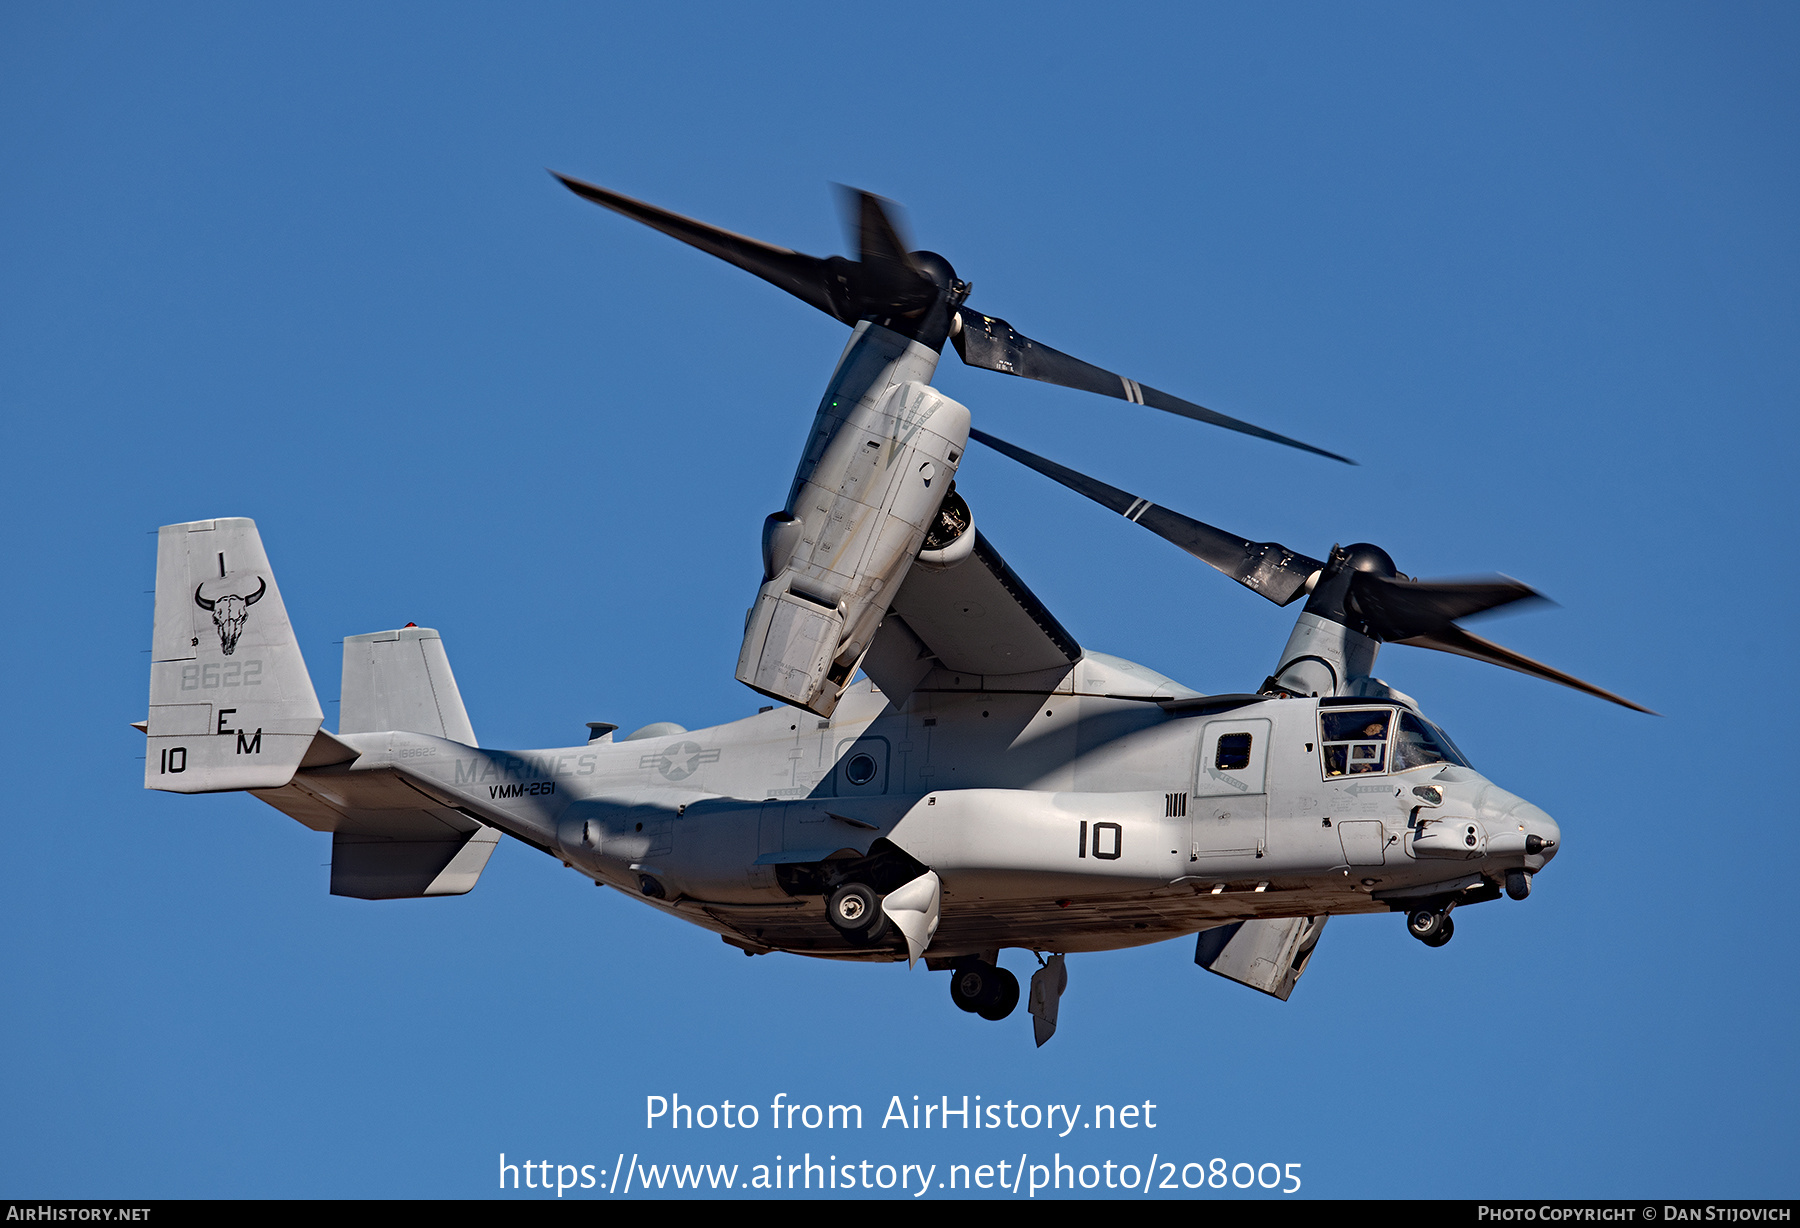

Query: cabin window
[1320,709,1391,776]
[1215,733,1253,771]
[1392,712,1470,770]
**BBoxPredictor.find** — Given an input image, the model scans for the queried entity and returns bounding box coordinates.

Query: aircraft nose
[1508,800,1561,863]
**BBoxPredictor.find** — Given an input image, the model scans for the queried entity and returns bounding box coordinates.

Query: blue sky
[3,2,1795,1199]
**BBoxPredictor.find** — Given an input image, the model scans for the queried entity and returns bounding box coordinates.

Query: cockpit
[1319,706,1470,777]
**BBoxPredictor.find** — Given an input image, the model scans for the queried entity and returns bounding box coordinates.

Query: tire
[977,968,1021,1021]
[827,883,885,944]
[1407,908,1444,941]
[949,961,1001,1013]
[1423,916,1455,947]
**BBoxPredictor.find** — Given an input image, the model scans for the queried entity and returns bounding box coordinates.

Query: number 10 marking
[1078,820,1122,860]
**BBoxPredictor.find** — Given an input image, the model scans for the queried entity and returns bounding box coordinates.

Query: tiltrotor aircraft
[138,177,1650,1045]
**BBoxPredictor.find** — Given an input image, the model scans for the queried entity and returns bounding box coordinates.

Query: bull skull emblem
[194,576,266,655]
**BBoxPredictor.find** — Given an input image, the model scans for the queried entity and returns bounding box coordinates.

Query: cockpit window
[1392,711,1469,770]
[1320,709,1390,776]
[1423,717,1472,768]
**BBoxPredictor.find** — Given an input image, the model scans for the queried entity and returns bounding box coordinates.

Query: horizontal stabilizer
[252,755,501,900]
[1194,915,1328,1001]
[146,518,322,793]
[340,627,477,744]
[330,826,500,900]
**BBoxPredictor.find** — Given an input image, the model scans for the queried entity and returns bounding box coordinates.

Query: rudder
[146,518,322,793]
[338,627,476,744]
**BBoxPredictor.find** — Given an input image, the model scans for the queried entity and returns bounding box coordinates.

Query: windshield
[1422,715,1472,768]
[1392,711,1470,770]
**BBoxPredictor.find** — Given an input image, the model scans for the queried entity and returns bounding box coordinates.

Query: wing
[861,531,1081,703]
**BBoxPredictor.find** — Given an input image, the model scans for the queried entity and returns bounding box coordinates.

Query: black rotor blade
[1349,573,1545,642]
[553,171,855,322]
[836,186,936,314]
[969,428,1324,605]
[1395,624,1657,714]
[954,308,1354,464]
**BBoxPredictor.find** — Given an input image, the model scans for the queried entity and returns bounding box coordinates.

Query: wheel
[977,968,1020,1021]
[827,883,886,944]
[949,961,1002,1013]
[1407,907,1445,941]
[1422,916,1455,947]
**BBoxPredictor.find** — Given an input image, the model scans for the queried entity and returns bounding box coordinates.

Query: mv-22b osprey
[138,177,1650,1045]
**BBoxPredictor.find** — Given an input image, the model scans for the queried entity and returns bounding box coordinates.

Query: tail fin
[146,518,322,793]
[339,627,477,745]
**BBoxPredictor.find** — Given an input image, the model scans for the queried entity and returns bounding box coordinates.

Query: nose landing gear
[1406,907,1455,948]
[948,959,1021,1021]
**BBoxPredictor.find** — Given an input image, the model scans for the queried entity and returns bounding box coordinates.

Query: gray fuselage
[316,650,1560,962]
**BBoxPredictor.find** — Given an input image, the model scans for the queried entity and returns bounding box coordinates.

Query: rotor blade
[1350,573,1546,642]
[969,428,1324,605]
[1394,624,1657,714]
[954,309,1354,464]
[835,186,936,314]
[553,171,855,322]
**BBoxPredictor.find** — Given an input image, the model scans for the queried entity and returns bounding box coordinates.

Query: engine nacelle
[738,330,970,715]
[913,488,975,571]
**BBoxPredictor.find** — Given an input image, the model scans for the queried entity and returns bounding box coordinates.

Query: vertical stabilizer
[339,627,477,745]
[146,518,322,793]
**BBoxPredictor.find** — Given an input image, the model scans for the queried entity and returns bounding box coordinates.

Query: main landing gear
[948,959,1020,1021]
[826,882,888,946]
[1407,906,1455,948]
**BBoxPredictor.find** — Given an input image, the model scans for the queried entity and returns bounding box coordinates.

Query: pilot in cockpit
[1321,710,1393,776]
